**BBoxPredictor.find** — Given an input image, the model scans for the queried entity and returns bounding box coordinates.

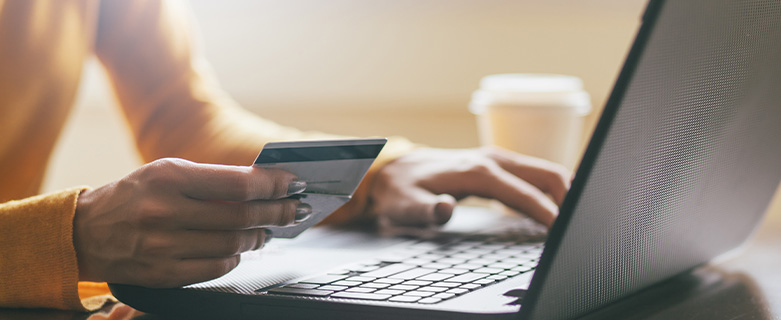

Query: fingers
[369,147,569,229]
[170,198,300,230]
[140,158,301,201]
[433,194,458,225]
[162,229,270,259]
[471,163,560,227]
[180,163,299,201]
[381,188,457,227]
[484,147,571,205]
[127,230,267,286]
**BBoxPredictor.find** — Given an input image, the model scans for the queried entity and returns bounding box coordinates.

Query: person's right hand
[73,158,308,288]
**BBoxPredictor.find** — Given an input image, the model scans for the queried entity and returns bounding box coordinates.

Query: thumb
[432,194,457,225]
[382,188,457,227]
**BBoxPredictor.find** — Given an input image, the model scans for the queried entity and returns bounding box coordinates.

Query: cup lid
[480,74,583,93]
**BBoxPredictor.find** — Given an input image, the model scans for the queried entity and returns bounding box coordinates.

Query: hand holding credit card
[252,138,387,238]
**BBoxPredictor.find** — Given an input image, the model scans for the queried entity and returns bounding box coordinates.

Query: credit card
[252,138,387,238]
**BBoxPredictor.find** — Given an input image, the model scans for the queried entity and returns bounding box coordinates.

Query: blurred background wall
[43,0,649,192]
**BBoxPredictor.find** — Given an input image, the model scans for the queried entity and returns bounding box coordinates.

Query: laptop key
[374,278,404,284]
[422,263,451,270]
[430,282,460,288]
[463,248,493,255]
[388,284,419,291]
[375,289,405,295]
[474,279,495,285]
[460,283,480,290]
[451,253,480,260]
[417,273,453,282]
[360,283,390,289]
[418,286,447,293]
[405,258,433,266]
[331,292,391,301]
[446,288,469,295]
[346,276,376,282]
[267,288,334,296]
[447,273,487,283]
[511,266,534,272]
[479,244,507,250]
[449,243,475,250]
[488,263,516,269]
[285,283,320,289]
[432,293,456,299]
[402,280,432,286]
[474,268,504,274]
[389,295,421,303]
[452,264,483,270]
[467,259,496,266]
[482,253,513,260]
[501,258,528,265]
[438,268,468,275]
[332,281,361,287]
[431,249,461,255]
[346,287,376,293]
[362,264,416,278]
[318,285,348,291]
[507,244,537,251]
[299,275,347,285]
[438,258,466,265]
[418,298,442,304]
[416,253,446,260]
[508,254,537,260]
[403,291,435,297]
[513,252,542,259]
[389,268,436,280]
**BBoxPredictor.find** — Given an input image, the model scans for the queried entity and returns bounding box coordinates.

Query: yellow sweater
[0,0,414,311]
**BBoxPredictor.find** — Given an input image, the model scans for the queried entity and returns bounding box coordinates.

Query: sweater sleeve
[0,187,94,311]
[93,0,417,224]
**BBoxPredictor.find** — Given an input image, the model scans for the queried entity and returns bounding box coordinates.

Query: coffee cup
[469,74,591,169]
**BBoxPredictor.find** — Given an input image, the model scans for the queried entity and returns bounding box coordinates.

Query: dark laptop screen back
[523,0,781,319]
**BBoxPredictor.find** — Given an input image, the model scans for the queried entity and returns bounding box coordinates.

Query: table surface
[3,189,780,320]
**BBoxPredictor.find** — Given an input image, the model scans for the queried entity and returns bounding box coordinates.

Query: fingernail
[295,203,313,223]
[287,181,307,196]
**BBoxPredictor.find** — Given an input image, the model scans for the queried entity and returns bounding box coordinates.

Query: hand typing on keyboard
[368,147,571,228]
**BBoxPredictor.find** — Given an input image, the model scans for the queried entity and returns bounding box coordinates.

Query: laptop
[109,0,781,318]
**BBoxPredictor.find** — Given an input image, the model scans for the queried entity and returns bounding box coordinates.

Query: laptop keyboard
[260,236,543,304]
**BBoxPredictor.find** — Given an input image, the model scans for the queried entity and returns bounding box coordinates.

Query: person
[0,0,571,312]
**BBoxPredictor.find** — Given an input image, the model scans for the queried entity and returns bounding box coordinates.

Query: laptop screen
[523,0,781,318]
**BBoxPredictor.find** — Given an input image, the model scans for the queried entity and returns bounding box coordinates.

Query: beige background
[43,0,647,191]
[40,0,780,215]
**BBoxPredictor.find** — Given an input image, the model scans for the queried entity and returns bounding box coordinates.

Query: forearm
[94,0,419,224]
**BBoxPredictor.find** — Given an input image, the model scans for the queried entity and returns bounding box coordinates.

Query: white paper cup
[469,74,591,169]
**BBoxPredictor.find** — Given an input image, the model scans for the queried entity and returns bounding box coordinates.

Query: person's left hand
[368,146,571,228]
